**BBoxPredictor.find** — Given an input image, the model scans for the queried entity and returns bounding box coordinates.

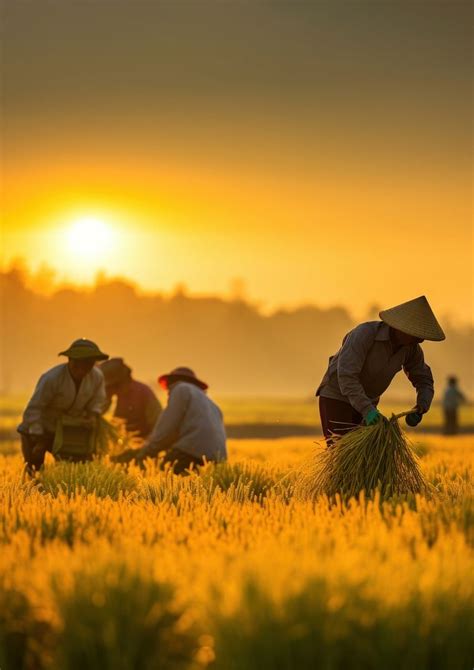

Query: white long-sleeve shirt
[18,364,106,435]
[140,381,227,461]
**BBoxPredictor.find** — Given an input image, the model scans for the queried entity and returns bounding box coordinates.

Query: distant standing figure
[99,358,162,438]
[442,376,466,435]
[18,338,109,472]
[113,367,227,473]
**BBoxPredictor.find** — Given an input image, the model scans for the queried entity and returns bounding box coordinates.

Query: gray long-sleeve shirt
[18,364,107,435]
[316,321,434,418]
[139,381,227,461]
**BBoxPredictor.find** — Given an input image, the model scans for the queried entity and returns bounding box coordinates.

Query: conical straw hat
[379,296,445,341]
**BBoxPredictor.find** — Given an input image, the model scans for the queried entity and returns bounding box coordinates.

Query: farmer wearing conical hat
[18,338,109,472]
[316,296,445,443]
[112,367,227,473]
[99,358,162,438]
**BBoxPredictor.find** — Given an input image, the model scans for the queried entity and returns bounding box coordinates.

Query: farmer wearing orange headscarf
[113,367,227,473]
[316,296,445,443]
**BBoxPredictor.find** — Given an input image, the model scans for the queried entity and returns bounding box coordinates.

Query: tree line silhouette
[1,266,472,398]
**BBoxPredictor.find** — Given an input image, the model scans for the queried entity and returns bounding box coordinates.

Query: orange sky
[2,2,472,324]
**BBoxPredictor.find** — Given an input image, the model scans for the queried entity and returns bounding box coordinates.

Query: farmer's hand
[112,448,147,465]
[365,408,383,426]
[31,442,47,459]
[405,406,424,427]
[111,448,137,464]
[30,434,48,458]
[134,452,148,470]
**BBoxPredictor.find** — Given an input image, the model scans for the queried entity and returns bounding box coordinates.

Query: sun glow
[50,213,128,282]
[66,216,117,259]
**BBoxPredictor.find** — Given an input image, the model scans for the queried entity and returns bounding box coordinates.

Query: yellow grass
[0,435,473,669]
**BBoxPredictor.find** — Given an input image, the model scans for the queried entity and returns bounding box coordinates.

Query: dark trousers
[162,448,208,475]
[319,396,363,446]
[21,432,93,473]
[443,408,459,435]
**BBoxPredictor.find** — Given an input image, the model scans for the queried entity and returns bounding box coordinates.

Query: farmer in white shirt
[18,338,109,472]
[113,367,227,473]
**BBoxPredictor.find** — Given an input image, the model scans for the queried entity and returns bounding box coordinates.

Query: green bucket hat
[59,338,109,361]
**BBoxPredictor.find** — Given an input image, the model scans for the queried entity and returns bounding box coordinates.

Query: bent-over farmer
[18,338,109,472]
[316,296,445,444]
[113,367,227,474]
[99,357,162,438]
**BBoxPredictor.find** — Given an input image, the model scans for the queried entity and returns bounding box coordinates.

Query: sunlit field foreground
[0,435,473,669]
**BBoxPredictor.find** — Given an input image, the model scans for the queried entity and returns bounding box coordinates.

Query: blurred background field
[217,397,474,431]
[1,395,473,439]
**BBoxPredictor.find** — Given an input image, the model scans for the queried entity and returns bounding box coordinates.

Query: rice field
[0,421,473,670]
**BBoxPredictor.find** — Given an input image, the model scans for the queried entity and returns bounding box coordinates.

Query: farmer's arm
[19,374,56,435]
[138,385,189,458]
[337,325,376,418]
[403,345,434,413]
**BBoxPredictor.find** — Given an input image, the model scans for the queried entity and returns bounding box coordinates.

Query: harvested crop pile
[298,414,428,501]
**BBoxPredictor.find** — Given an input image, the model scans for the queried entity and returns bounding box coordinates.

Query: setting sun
[65,216,117,260]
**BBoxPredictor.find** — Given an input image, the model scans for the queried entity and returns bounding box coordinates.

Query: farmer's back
[162,381,227,461]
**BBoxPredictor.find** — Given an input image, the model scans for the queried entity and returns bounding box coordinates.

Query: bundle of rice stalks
[94,416,121,456]
[298,413,428,501]
[95,416,142,457]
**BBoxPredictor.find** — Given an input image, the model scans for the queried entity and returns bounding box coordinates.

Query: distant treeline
[1,268,472,398]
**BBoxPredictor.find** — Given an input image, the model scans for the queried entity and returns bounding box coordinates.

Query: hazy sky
[2,1,472,323]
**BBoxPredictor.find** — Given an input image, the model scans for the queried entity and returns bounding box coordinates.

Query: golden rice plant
[38,460,139,500]
[0,433,472,669]
[53,562,199,670]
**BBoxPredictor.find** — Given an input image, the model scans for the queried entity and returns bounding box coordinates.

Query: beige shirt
[140,381,227,461]
[18,364,107,435]
[316,321,434,418]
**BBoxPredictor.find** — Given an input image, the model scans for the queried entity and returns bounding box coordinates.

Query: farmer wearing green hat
[316,296,445,444]
[18,338,109,472]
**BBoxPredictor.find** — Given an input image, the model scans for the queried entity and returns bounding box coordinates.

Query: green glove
[365,408,382,426]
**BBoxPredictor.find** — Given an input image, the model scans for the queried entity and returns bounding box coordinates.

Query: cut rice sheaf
[297,415,428,501]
